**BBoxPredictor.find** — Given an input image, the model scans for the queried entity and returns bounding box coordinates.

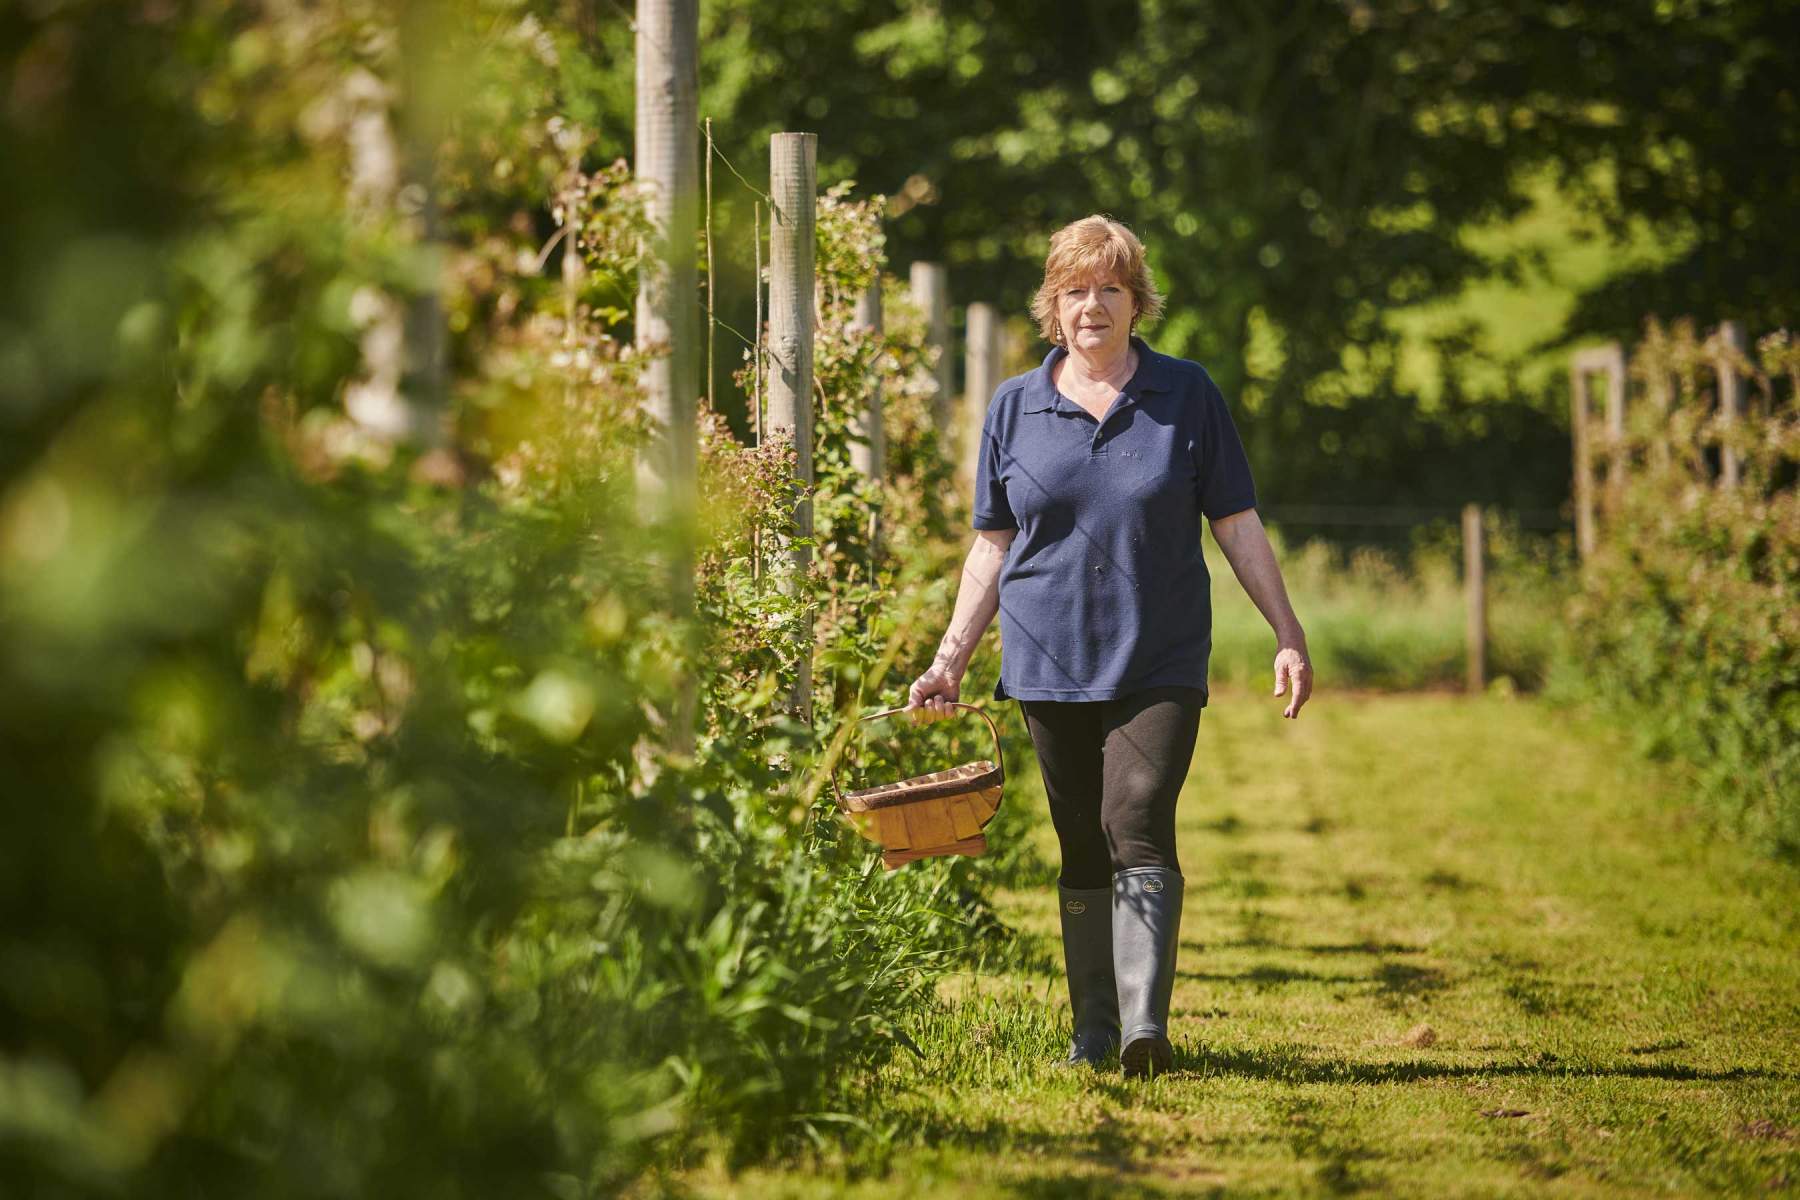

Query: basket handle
[829,701,1005,811]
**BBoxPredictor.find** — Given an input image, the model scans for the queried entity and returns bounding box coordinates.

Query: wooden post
[1569,342,1625,561]
[850,278,885,478]
[1463,503,1486,694]
[769,132,817,721]
[1716,320,1745,488]
[753,200,764,446]
[751,199,764,585]
[1569,356,1596,563]
[634,0,699,752]
[962,302,1003,496]
[1648,341,1675,472]
[1603,342,1627,513]
[910,262,952,436]
[703,117,715,415]
[633,0,699,524]
[850,278,885,553]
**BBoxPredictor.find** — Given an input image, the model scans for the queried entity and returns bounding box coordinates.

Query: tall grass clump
[0,5,1023,1196]
[1561,318,1799,860]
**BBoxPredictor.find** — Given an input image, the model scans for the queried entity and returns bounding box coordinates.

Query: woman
[907,215,1312,1078]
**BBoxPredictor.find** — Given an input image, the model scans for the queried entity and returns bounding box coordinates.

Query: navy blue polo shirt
[973,336,1257,703]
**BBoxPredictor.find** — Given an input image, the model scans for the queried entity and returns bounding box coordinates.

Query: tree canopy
[658,0,1799,514]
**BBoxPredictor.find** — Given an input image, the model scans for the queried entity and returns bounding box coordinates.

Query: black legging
[1018,686,1205,889]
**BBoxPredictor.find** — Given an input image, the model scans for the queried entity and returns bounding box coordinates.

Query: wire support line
[707,309,760,355]
[699,126,779,211]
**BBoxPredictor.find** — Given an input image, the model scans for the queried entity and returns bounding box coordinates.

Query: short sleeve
[972,407,1018,531]
[1195,380,1258,520]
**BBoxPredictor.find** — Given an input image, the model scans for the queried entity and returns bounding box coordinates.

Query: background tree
[612,0,1800,517]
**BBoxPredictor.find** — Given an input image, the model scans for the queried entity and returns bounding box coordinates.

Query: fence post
[849,278,885,554]
[850,278,884,484]
[634,0,699,521]
[1570,342,1626,562]
[633,0,699,754]
[1570,357,1597,563]
[962,301,1003,496]
[1717,320,1745,488]
[910,262,952,436]
[1603,342,1628,513]
[1463,503,1486,694]
[769,132,817,722]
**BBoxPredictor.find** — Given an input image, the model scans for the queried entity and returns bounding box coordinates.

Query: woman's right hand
[906,662,962,723]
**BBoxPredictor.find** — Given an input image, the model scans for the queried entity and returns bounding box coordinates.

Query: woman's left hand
[1273,647,1312,719]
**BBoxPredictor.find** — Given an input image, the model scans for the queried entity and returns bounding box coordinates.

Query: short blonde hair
[1030,215,1165,345]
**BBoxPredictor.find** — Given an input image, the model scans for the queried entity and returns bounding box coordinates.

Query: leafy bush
[1563,318,1800,859]
[0,4,1031,1195]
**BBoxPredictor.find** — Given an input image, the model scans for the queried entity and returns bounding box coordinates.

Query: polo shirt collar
[1020,335,1173,414]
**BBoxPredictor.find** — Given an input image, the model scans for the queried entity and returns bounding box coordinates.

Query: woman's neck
[1063,340,1135,391]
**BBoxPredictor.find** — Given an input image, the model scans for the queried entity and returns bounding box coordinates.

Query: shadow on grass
[1170,1044,1794,1086]
[1303,940,1426,955]
[1373,961,1448,1003]
[1184,938,1427,956]
[1173,959,1447,1001]
[877,1041,1788,1197]
[1179,964,1365,987]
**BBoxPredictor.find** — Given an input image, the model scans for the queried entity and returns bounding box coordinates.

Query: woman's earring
[1053,320,1064,345]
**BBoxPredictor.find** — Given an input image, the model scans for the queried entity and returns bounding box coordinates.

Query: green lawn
[673,692,1799,1198]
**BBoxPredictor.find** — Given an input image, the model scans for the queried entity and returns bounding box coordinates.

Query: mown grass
[661,692,1800,1197]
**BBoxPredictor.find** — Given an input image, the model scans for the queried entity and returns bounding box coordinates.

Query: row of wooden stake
[1568,321,1754,562]
[633,0,1014,739]
[759,135,1012,721]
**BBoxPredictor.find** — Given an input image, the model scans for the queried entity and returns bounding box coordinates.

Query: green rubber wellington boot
[1057,884,1119,1066]
[1113,866,1184,1078]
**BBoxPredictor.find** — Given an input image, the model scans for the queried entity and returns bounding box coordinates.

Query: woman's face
[1056,270,1136,359]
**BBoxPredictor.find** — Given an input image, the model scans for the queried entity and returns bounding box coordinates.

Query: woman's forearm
[1208,509,1306,648]
[932,531,1014,679]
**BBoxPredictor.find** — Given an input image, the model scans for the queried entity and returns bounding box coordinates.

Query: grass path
[687,693,1800,1197]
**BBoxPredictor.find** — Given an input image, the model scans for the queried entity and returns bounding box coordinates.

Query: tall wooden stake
[753,200,765,445]
[910,262,951,436]
[1602,342,1627,513]
[962,301,1002,496]
[704,116,716,416]
[1717,320,1745,488]
[1570,359,1596,563]
[850,277,885,551]
[1463,503,1486,694]
[769,132,817,722]
[1569,343,1624,563]
[634,0,699,752]
[751,199,764,586]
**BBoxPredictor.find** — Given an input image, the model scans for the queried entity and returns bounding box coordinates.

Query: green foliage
[677,0,1799,518]
[1565,318,1800,860]
[0,3,1032,1195]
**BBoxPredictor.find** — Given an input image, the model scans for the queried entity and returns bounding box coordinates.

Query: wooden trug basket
[831,702,1005,870]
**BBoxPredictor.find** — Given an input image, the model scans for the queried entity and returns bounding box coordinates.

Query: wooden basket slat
[948,794,984,840]
[877,808,911,850]
[903,798,956,850]
[883,834,986,869]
